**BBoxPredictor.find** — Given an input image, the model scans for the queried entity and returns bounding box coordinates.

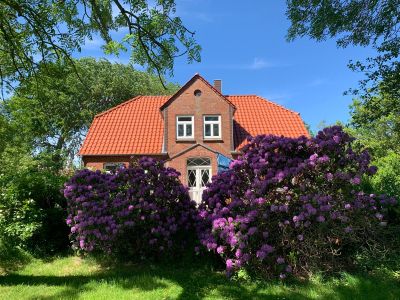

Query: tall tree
[0,0,200,89]
[0,112,10,153]
[286,0,400,101]
[3,58,179,167]
[347,88,400,198]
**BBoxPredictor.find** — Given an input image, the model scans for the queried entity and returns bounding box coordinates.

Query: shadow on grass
[0,256,399,300]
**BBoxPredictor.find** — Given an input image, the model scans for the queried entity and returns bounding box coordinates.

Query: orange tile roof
[227,95,309,150]
[79,95,309,155]
[80,96,169,155]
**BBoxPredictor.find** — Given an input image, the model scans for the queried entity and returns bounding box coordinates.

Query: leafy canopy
[347,88,400,198]
[0,0,200,88]
[286,0,400,100]
[2,58,179,167]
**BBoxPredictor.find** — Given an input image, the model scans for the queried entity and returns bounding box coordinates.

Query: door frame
[187,165,212,204]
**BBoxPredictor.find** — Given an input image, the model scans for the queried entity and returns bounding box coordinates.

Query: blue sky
[80,0,377,132]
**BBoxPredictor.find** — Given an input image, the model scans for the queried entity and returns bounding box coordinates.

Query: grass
[0,255,400,300]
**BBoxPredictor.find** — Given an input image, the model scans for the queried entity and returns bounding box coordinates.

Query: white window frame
[176,115,194,139]
[104,162,124,173]
[187,157,212,204]
[203,115,221,139]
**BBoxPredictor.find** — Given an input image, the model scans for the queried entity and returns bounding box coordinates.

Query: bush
[0,153,69,255]
[64,157,197,259]
[197,126,397,279]
[370,151,400,199]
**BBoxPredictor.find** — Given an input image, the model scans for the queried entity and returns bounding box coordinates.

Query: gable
[160,74,236,111]
[167,143,219,161]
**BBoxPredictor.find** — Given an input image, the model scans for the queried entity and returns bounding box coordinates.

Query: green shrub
[370,151,400,199]
[0,152,70,255]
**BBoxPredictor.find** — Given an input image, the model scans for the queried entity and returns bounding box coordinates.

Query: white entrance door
[187,158,211,204]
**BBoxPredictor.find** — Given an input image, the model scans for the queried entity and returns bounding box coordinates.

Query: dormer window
[204,115,221,139]
[177,116,194,139]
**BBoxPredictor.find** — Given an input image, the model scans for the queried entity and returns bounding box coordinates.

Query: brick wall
[164,77,234,159]
[82,77,236,183]
[166,145,218,184]
[83,155,167,169]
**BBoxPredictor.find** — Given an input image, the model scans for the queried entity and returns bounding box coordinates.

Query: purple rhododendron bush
[64,157,197,258]
[197,126,397,279]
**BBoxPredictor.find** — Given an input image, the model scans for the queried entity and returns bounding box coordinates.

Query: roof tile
[79,95,309,155]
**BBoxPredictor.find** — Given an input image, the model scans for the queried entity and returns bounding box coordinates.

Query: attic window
[194,89,202,97]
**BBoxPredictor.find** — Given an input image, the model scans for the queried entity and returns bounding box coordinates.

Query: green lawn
[0,256,399,300]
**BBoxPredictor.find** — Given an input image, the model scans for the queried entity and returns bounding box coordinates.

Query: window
[177,116,194,139]
[187,157,211,166]
[194,89,202,97]
[104,163,124,173]
[204,115,221,139]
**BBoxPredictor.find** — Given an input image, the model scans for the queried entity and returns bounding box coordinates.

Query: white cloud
[249,57,271,70]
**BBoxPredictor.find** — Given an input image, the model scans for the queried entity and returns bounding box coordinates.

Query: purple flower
[333,135,340,143]
[255,197,266,205]
[326,173,334,181]
[270,205,278,212]
[261,244,274,253]
[226,259,234,269]
[276,171,285,182]
[235,249,242,258]
[248,227,257,235]
[217,246,225,254]
[316,215,325,222]
[297,234,304,241]
[318,155,330,163]
[256,250,266,260]
[350,177,361,185]
[277,257,285,264]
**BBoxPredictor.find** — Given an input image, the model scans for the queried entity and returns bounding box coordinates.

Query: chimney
[214,79,222,93]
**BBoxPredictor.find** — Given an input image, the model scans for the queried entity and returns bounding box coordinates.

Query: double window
[176,116,194,139]
[204,115,221,139]
[104,163,124,173]
[176,115,222,139]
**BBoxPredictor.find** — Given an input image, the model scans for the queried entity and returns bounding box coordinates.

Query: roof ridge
[226,94,258,97]
[255,95,300,115]
[160,73,236,110]
[196,74,236,109]
[94,96,143,118]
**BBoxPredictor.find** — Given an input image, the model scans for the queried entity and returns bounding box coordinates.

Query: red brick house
[80,74,309,202]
